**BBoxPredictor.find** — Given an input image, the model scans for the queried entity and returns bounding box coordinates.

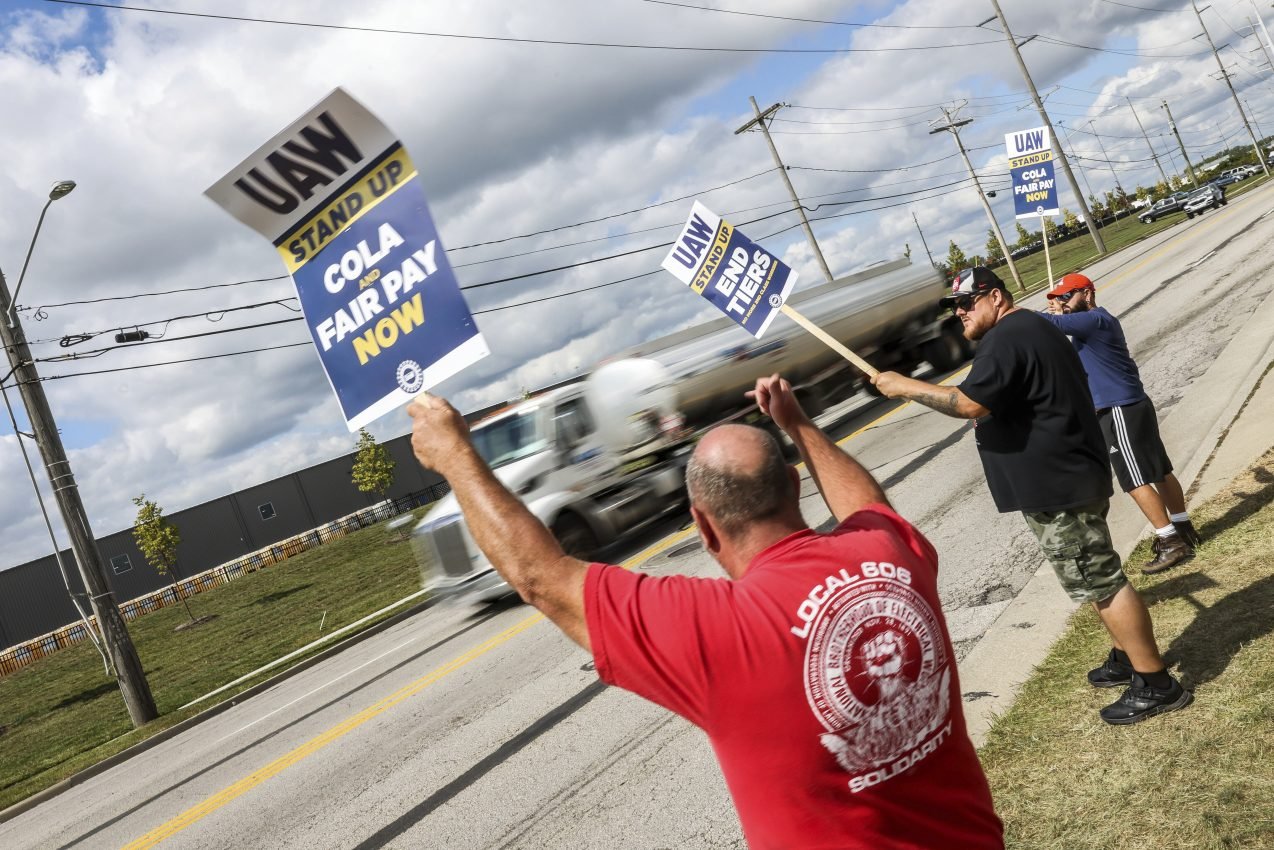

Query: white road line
[1260,207,1274,220]
[1188,249,1217,269]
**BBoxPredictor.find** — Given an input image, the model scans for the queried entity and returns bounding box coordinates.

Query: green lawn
[1003,174,1271,293]
[0,510,428,812]
[980,447,1274,849]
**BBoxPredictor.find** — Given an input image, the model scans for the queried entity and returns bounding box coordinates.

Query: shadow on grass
[50,681,118,712]
[1144,571,1274,690]
[1196,466,1274,541]
[253,584,313,606]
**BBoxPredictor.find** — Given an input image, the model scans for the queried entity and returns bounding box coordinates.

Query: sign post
[662,202,877,377]
[206,88,488,431]
[1005,125,1061,289]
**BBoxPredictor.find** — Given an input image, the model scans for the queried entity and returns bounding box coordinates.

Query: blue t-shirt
[1039,306,1145,409]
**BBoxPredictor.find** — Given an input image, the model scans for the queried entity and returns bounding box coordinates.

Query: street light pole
[0,183,157,727]
[735,97,835,282]
[929,105,1025,292]
[985,0,1107,254]
[1162,99,1200,186]
[1087,120,1128,217]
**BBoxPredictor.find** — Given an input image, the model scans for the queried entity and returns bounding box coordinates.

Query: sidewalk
[958,259,1274,745]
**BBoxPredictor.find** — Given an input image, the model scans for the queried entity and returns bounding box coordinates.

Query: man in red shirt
[409,376,1003,849]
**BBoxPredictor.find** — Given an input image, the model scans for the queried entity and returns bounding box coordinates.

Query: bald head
[686,425,796,536]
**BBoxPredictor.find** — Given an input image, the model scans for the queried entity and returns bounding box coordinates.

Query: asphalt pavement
[5,179,1274,849]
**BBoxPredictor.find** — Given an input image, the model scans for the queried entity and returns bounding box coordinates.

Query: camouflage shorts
[1022,500,1128,603]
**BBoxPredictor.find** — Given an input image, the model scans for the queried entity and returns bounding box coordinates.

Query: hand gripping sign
[662,202,877,377]
[206,88,488,431]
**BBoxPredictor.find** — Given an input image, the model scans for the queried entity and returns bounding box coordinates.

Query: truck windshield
[471,412,548,469]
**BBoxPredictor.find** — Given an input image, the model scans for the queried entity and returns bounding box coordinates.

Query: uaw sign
[1005,126,1059,219]
[661,201,797,338]
[206,88,487,431]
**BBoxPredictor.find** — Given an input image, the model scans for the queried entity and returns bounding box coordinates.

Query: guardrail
[0,484,450,677]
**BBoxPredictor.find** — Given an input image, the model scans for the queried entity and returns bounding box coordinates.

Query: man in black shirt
[871,267,1191,725]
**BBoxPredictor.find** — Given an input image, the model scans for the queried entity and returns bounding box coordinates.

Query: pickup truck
[1138,192,1190,224]
[1183,184,1226,218]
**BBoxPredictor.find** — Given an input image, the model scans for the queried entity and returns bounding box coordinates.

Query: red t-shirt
[585,504,1003,850]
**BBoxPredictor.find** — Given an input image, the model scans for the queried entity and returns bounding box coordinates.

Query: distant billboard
[661,201,798,339]
[206,88,487,431]
[1005,126,1060,219]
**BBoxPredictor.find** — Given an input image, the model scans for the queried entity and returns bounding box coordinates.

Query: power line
[1095,0,1187,11]
[638,0,983,31]
[33,342,314,382]
[41,0,1008,53]
[35,316,306,363]
[19,297,301,348]
[19,274,290,314]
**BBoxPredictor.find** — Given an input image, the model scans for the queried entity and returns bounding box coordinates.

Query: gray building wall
[0,432,448,649]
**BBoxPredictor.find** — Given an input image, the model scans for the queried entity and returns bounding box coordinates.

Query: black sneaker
[1087,648,1134,688]
[1143,532,1193,575]
[1100,673,1193,725]
[1172,519,1202,548]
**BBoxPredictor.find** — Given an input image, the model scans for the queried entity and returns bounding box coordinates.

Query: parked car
[1138,192,1189,224]
[1184,184,1226,218]
[1219,168,1249,183]
[1211,173,1242,188]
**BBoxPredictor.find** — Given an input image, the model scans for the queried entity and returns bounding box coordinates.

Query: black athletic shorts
[1097,397,1173,492]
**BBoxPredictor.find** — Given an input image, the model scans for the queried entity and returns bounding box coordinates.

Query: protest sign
[206,88,487,431]
[1005,126,1060,219]
[662,202,876,376]
[661,201,798,338]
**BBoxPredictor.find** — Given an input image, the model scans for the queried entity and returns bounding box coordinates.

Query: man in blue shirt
[1041,273,1199,582]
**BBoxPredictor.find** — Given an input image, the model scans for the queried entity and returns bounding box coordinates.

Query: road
[7,180,1274,849]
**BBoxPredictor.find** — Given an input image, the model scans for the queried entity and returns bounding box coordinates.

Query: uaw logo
[768,293,784,309]
[395,359,424,394]
[802,565,952,794]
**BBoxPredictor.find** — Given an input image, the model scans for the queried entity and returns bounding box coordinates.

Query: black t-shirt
[960,310,1112,513]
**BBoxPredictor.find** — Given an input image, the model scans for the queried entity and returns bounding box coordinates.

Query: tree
[945,240,969,274]
[1043,217,1059,242]
[1013,222,1035,250]
[1062,207,1080,230]
[1088,193,1108,220]
[984,228,1004,263]
[132,494,194,623]
[352,427,396,502]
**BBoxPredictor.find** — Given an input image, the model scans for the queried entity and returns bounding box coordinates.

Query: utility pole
[735,97,834,282]
[911,210,936,268]
[1057,121,1098,203]
[929,105,1025,292]
[1192,0,1271,175]
[1127,97,1170,186]
[1087,120,1129,217]
[1250,0,1274,71]
[0,270,157,728]
[1244,97,1267,144]
[984,0,1106,254]
[1162,99,1200,186]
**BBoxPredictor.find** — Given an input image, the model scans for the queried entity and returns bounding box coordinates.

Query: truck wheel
[923,324,965,372]
[553,514,598,560]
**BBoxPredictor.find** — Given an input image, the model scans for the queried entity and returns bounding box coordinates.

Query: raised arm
[409,395,590,650]
[870,372,989,419]
[748,374,889,524]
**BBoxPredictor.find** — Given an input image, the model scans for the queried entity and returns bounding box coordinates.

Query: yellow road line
[123,519,695,847]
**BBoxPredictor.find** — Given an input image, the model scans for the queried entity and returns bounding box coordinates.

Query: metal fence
[0,484,449,677]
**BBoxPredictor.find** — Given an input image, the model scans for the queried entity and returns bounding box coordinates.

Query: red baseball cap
[1047,273,1095,300]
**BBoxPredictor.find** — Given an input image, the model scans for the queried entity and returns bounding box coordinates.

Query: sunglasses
[1054,290,1086,303]
[949,292,989,314]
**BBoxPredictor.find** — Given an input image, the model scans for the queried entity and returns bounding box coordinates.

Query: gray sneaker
[1143,532,1193,575]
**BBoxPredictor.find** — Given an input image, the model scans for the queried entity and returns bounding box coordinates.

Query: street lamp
[7,180,76,325]
[0,181,158,726]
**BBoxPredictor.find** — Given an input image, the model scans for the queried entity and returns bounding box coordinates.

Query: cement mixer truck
[412,258,965,600]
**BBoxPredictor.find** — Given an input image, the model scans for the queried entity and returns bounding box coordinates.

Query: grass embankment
[0,510,428,812]
[1007,174,1271,292]
[980,448,1274,849]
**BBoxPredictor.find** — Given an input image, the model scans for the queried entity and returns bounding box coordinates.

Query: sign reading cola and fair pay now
[206,88,487,431]
[662,201,797,338]
[1005,125,1060,220]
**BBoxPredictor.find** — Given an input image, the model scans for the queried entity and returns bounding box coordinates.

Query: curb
[0,595,439,825]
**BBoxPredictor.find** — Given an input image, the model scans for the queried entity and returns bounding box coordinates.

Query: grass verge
[0,509,430,812]
[1007,174,1271,292]
[979,447,1274,849]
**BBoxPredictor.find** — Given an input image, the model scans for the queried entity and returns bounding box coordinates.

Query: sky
[3,0,1274,570]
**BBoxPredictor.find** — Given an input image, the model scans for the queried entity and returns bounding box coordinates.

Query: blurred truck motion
[412,258,967,601]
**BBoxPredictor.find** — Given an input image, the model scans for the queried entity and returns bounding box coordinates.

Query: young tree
[1043,217,1059,242]
[352,427,396,502]
[1013,221,1035,249]
[132,494,194,622]
[945,240,969,274]
[1088,193,1108,220]
[984,228,1004,263]
[1062,207,1080,230]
